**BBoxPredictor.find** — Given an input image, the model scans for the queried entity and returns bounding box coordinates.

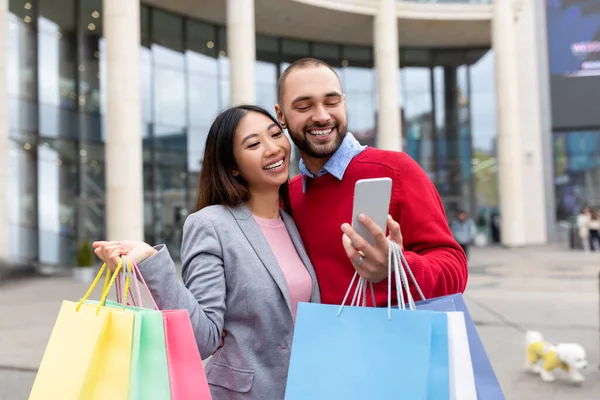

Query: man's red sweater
[288,148,468,307]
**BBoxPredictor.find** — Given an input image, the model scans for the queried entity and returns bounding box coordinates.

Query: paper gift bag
[395,246,504,400]
[163,310,211,400]
[29,260,134,400]
[285,242,452,400]
[126,257,212,400]
[103,299,171,400]
[416,294,504,400]
[285,302,445,400]
[447,312,477,400]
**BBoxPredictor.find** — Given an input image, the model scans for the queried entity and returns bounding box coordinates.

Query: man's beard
[287,121,348,159]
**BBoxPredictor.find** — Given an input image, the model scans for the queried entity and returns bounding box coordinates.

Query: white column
[227,0,255,105]
[0,0,7,260]
[493,0,551,246]
[103,0,144,241]
[374,0,402,151]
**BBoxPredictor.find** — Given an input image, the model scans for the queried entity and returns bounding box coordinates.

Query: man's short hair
[277,57,341,105]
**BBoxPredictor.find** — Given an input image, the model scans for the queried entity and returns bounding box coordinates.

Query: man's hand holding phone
[341,214,403,283]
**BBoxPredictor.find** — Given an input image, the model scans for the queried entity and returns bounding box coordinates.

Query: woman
[93,105,320,399]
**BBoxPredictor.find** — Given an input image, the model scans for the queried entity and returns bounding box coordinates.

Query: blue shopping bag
[284,302,449,400]
[416,294,505,400]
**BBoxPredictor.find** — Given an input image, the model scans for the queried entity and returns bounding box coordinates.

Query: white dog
[525,330,588,383]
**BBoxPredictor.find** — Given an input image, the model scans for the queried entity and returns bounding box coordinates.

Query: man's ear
[274,104,286,128]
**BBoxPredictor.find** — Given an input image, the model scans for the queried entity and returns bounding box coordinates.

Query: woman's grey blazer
[138,203,321,400]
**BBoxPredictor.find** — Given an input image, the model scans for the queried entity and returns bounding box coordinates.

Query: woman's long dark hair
[195,104,291,212]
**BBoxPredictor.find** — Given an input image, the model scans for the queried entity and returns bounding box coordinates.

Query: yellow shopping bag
[29,259,135,400]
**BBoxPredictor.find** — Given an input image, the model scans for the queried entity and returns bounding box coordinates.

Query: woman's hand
[93,240,157,272]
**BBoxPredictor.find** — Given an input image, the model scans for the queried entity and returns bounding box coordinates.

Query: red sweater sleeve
[391,153,468,299]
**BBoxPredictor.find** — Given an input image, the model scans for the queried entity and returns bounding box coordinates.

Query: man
[450,209,477,259]
[275,58,467,306]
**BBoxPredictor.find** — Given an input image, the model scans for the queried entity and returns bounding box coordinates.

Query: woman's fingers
[95,244,129,271]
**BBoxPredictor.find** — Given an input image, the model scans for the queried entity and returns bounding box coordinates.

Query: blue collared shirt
[298,133,367,192]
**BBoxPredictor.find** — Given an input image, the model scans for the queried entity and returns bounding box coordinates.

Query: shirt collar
[299,133,366,192]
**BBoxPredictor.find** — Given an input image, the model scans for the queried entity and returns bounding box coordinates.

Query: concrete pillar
[493,0,552,246]
[374,0,402,151]
[227,0,255,105]
[103,0,144,241]
[0,0,7,261]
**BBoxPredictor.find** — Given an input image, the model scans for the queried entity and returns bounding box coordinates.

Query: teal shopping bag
[102,300,171,400]
[284,302,449,400]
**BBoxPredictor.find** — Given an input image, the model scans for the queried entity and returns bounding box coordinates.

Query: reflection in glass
[8,6,37,101]
[341,67,376,146]
[37,139,78,265]
[153,67,186,127]
[7,139,38,263]
[38,0,77,110]
[255,61,277,112]
[186,52,219,130]
[469,50,498,218]
[553,131,600,220]
[219,56,231,108]
[401,67,433,176]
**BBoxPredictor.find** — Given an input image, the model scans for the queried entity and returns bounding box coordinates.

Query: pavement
[1,244,599,399]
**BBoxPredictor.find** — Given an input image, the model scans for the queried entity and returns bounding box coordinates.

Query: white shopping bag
[447,312,477,400]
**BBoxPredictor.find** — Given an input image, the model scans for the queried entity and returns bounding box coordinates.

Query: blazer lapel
[228,204,293,315]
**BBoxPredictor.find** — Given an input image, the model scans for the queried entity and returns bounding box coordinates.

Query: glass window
[78,0,103,114]
[255,61,277,112]
[256,35,279,54]
[341,67,376,143]
[313,43,341,60]
[153,67,186,127]
[553,131,600,220]
[469,51,496,153]
[8,1,37,102]
[140,46,152,128]
[78,142,106,240]
[218,56,231,108]
[141,5,150,47]
[187,71,219,129]
[38,0,77,110]
[150,148,188,258]
[7,138,38,262]
[186,19,220,132]
[186,19,217,57]
[151,10,184,67]
[282,39,310,56]
[343,46,371,63]
[37,139,78,265]
[469,50,498,217]
[401,67,434,177]
[9,98,38,137]
[402,67,431,94]
[401,49,431,67]
[151,10,185,127]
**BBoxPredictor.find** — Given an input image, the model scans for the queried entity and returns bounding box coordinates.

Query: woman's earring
[232,170,239,177]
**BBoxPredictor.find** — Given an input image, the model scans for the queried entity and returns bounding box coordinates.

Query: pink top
[253,215,313,322]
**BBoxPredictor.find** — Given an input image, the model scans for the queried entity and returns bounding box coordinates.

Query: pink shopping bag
[122,257,212,400]
[163,310,211,399]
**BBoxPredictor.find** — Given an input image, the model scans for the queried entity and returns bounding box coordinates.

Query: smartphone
[351,177,393,246]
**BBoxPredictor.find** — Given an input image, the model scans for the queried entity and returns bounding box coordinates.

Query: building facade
[1,0,556,268]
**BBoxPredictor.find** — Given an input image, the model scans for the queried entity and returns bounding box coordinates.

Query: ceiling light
[92,11,100,19]
[88,23,96,31]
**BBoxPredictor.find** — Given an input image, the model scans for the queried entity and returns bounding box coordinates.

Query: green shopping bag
[103,299,171,400]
